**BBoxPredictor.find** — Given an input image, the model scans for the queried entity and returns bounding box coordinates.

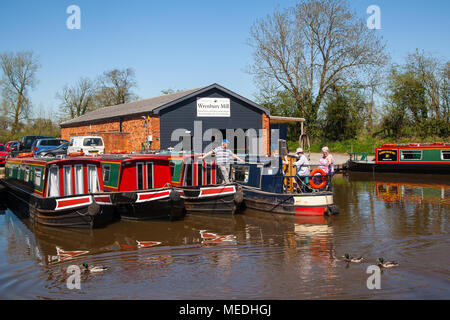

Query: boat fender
[326,205,339,216]
[87,203,100,216]
[234,190,244,204]
[170,190,181,202]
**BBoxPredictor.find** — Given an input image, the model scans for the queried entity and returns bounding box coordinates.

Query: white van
[68,136,105,155]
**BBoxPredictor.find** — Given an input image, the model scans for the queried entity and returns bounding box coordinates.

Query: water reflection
[0,172,449,299]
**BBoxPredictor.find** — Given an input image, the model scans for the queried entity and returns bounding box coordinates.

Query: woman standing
[318,146,334,174]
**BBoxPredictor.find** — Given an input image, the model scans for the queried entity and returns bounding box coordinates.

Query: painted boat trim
[199,185,236,198]
[55,195,93,211]
[135,190,171,203]
[93,195,113,205]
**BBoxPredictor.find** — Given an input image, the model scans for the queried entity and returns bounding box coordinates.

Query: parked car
[68,136,105,155]
[19,135,53,152]
[37,142,69,157]
[5,141,19,152]
[31,138,68,156]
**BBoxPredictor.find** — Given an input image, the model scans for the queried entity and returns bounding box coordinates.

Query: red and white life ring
[309,168,327,189]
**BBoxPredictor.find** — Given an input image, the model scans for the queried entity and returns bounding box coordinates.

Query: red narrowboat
[161,153,244,214]
[99,154,184,220]
[0,153,117,228]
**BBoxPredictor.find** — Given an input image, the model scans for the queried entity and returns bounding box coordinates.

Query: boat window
[136,162,145,190]
[170,162,176,178]
[441,150,450,160]
[184,163,193,186]
[74,165,84,194]
[25,166,30,182]
[146,162,154,189]
[47,165,60,197]
[196,162,203,186]
[87,165,100,193]
[233,165,250,183]
[63,165,73,196]
[34,168,42,187]
[205,163,213,185]
[102,165,111,183]
[400,150,422,160]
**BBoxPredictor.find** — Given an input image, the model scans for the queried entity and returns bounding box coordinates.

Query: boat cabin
[159,153,219,187]
[99,154,173,192]
[376,142,450,164]
[5,155,104,198]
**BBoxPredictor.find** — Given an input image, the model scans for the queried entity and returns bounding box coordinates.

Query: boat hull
[111,188,185,221]
[346,160,450,174]
[240,186,335,216]
[177,184,242,215]
[0,180,117,228]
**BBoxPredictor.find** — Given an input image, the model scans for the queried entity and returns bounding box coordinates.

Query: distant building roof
[60,83,270,127]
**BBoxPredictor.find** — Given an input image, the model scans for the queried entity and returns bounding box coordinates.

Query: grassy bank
[288,134,447,154]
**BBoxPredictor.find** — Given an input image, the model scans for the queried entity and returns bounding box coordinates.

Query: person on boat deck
[200,139,244,184]
[319,146,335,174]
[293,148,310,190]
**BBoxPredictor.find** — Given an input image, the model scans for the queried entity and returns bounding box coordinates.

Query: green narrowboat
[347,142,450,174]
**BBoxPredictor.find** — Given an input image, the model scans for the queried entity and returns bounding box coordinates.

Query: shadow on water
[0,171,449,299]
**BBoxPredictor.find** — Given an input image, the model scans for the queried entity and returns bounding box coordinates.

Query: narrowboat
[0,153,117,228]
[165,153,244,214]
[98,154,184,220]
[231,157,338,216]
[346,142,450,174]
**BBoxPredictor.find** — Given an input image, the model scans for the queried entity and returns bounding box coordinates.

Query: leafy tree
[96,68,138,107]
[56,77,97,120]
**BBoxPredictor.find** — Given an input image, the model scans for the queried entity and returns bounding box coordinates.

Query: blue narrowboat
[231,157,338,216]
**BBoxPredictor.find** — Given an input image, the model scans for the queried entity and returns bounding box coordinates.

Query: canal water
[0,172,448,299]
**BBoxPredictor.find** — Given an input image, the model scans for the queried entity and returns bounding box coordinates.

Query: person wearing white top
[293,148,310,192]
[293,148,310,177]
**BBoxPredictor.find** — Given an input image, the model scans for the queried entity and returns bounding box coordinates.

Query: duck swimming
[81,263,109,273]
[342,253,364,263]
[377,258,399,268]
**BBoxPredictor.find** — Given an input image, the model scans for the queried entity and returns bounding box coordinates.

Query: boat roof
[378,142,449,149]
[6,155,103,165]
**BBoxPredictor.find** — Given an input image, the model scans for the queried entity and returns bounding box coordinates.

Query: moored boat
[232,157,338,216]
[0,153,117,228]
[346,142,450,174]
[98,154,184,220]
[165,153,243,214]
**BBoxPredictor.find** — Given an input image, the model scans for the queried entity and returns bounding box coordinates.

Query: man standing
[200,139,244,184]
[293,148,310,189]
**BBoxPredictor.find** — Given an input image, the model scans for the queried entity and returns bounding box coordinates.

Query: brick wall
[61,115,161,153]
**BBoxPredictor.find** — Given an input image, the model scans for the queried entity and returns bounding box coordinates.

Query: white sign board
[196,98,230,117]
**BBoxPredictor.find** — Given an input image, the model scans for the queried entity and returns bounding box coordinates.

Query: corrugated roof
[60,83,270,127]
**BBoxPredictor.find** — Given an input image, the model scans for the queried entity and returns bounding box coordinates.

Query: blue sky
[0,0,449,117]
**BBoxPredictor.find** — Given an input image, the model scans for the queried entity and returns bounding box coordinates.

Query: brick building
[60,83,302,155]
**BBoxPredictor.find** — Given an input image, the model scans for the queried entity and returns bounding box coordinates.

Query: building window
[400,150,422,161]
[441,150,450,160]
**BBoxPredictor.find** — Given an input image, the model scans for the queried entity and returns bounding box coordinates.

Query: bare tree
[247,0,388,136]
[56,77,97,119]
[96,68,138,107]
[0,51,40,135]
